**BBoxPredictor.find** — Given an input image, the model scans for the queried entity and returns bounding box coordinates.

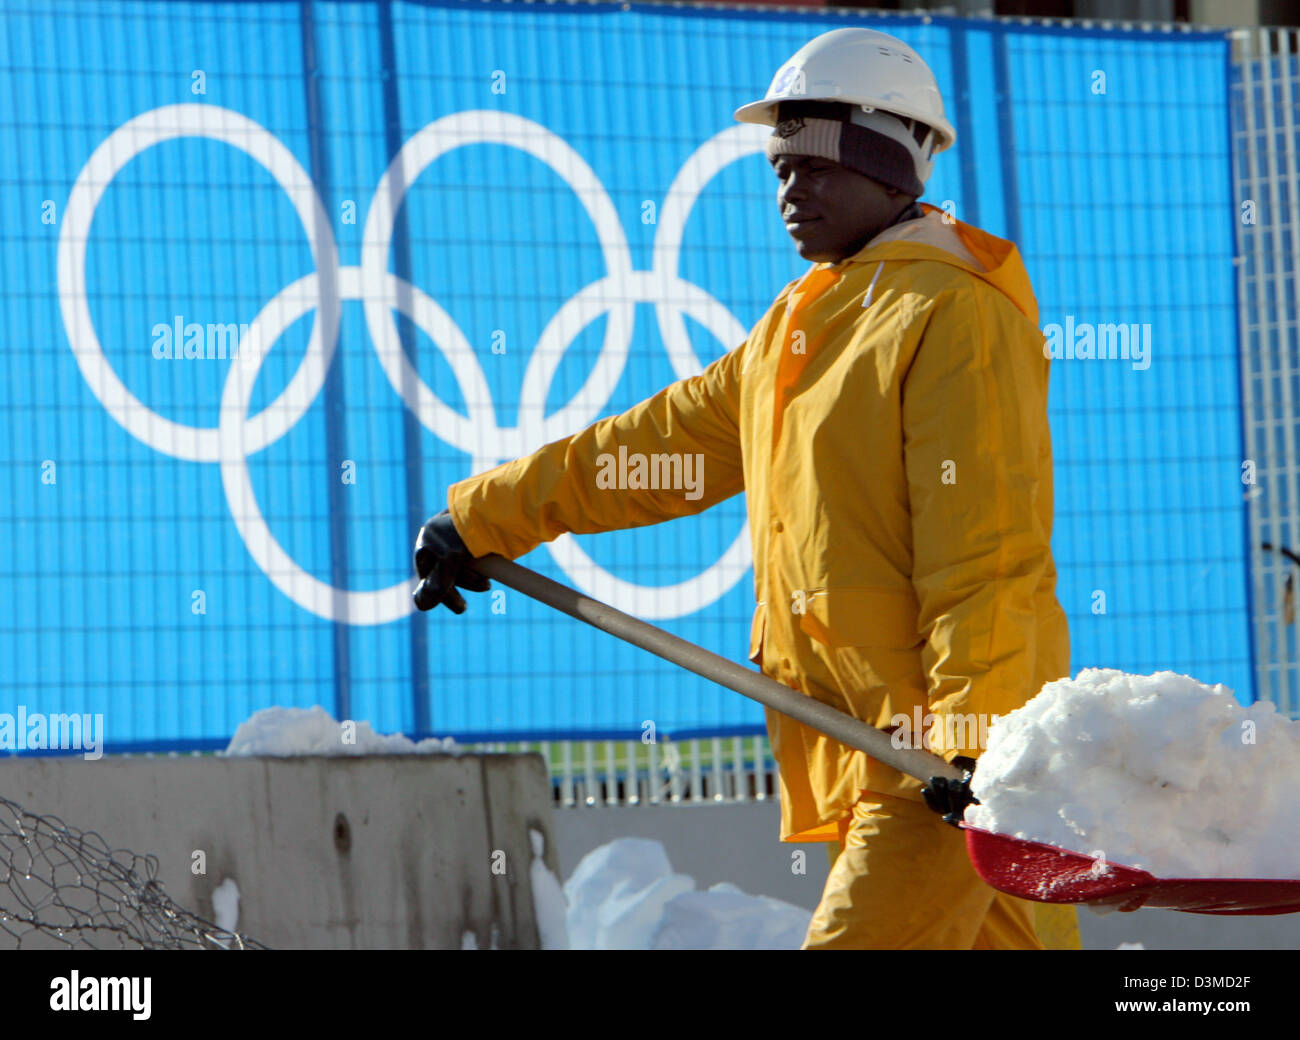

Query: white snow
[561,838,811,950]
[965,668,1300,879]
[212,878,240,934]
[652,883,814,950]
[564,838,695,949]
[221,706,457,757]
[528,829,570,951]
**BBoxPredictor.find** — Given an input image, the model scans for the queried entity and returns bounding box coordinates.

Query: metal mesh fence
[1232,26,1300,719]
[0,794,264,950]
[0,0,1253,751]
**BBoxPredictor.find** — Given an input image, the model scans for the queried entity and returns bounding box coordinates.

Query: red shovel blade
[963,825,1300,915]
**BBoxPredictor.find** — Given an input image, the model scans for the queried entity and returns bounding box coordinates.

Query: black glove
[921,755,980,827]
[412,510,490,613]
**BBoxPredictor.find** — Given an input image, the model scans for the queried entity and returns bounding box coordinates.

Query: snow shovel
[468,554,1300,916]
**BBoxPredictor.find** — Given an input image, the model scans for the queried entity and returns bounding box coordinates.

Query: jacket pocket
[798,586,923,649]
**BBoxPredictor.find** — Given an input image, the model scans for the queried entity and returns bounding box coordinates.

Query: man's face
[772,153,910,264]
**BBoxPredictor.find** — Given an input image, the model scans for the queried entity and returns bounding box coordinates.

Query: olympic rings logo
[58,104,768,624]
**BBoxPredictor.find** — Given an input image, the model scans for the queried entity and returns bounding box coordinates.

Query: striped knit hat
[765,100,937,197]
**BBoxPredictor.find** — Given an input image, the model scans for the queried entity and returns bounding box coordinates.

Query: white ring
[219,266,492,624]
[62,105,771,622]
[360,111,636,458]
[545,126,769,618]
[57,104,340,462]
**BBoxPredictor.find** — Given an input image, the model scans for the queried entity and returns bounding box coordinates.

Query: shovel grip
[469,554,963,785]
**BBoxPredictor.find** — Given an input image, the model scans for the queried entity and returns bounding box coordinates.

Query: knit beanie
[765,99,936,196]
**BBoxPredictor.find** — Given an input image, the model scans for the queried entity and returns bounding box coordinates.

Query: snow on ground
[966,668,1300,879]
[461,925,501,950]
[529,829,570,950]
[559,838,811,950]
[221,706,458,757]
[212,878,240,933]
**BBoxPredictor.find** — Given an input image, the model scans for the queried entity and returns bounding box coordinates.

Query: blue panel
[1000,28,1250,703]
[0,0,1250,752]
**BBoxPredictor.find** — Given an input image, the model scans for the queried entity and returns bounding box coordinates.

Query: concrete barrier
[0,753,558,949]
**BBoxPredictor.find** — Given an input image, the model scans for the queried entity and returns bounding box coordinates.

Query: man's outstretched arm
[444,340,749,564]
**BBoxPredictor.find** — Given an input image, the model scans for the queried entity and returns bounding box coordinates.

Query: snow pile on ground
[966,668,1300,878]
[651,884,814,951]
[529,829,570,950]
[221,706,458,757]
[561,838,811,949]
[212,878,240,933]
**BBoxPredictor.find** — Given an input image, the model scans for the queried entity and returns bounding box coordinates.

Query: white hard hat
[734,28,956,154]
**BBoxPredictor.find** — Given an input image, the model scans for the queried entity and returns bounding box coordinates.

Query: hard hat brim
[733,95,956,152]
[733,99,780,126]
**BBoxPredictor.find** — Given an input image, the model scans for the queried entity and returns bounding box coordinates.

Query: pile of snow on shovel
[965,668,1300,878]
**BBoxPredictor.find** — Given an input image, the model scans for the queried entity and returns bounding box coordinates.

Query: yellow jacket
[448,205,1071,842]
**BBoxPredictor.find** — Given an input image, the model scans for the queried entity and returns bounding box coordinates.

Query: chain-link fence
[0,794,263,950]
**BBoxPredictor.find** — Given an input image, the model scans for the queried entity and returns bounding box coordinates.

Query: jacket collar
[828,203,1039,324]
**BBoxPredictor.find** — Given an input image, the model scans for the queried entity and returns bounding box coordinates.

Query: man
[413,28,1073,949]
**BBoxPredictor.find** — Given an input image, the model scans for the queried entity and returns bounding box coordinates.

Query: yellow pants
[805,792,1079,950]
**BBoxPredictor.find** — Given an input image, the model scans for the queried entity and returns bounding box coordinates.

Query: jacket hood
[837,204,1039,324]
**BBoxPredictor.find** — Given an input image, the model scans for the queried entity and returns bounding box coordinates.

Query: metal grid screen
[1233,27,1300,719]
[0,1,1253,750]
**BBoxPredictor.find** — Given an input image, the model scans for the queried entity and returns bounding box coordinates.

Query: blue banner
[0,1,1248,749]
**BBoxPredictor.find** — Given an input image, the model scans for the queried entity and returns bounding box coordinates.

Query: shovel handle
[469,554,964,784]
